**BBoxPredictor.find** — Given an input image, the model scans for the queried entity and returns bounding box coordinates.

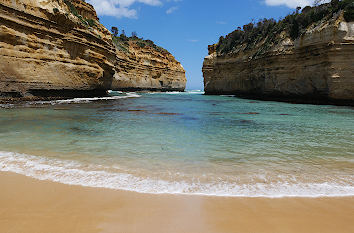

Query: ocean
[0,90,353,197]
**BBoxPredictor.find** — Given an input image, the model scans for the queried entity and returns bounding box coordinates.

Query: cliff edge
[203,1,354,105]
[0,0,116,98]
[112,36,186,92]
[0,0,186,99]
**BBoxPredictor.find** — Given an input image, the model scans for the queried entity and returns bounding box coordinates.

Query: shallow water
[0,91,353,197]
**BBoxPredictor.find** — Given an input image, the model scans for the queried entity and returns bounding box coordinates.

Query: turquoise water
[0,91,353,197]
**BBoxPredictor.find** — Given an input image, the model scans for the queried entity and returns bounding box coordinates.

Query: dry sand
[0,172,353,233]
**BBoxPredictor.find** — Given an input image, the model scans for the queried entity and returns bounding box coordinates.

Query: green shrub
[343,2,354,21]
[86,19,96,27]
[136,41,146,48]
[215,0,353,56]
[112,34,169,54]
[64,0,78,16]
[63,0,98,28]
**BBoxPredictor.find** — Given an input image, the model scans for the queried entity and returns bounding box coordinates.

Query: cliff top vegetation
[112,32,169,54]
[215,0,354,56]
[62,0,97,28]
[60,1,170,55]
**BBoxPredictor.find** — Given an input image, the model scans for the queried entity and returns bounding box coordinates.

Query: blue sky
[87,0,320,90]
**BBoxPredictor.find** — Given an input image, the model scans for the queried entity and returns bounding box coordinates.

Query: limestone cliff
[203,4,354,105]
[0,0,186,99]
[112,38,186,92]
[0,0,116,98]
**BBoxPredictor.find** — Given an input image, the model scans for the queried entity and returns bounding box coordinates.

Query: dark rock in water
[240,120,253,124]
[69,127,101,136]
[128,110,146,112]
[240,112,260,115]
[152,112,183,116]
[181,116,198,121]
[53,108,70,111]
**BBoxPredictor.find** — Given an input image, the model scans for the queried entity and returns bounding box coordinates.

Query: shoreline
[3,91,354,107]
[1,171,353,233]
[1,149,353,198]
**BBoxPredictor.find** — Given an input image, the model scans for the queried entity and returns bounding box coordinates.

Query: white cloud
[264,0,328,8]
[166,6,178,14]
[87,0,162,18]
[187,39,199,42]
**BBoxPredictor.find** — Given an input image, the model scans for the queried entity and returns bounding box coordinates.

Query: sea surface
[0,90,353,197]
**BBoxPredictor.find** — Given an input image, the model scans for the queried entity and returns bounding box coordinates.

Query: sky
[87,0,322,90]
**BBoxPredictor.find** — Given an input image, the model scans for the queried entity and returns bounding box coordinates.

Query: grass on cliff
[112,34,169,54]
[62,0,97,28]
[216,0,354,56]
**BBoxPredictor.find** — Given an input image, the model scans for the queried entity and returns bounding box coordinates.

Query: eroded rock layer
[0,0,116,98]
[0,0,186,98]
[203,17,354,105]
[112,41,186,92]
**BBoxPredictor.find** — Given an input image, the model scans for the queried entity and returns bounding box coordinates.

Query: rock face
[203,16,354,105]
[0,0,186,98]
[112,41,186,92]
[0,0,116,98]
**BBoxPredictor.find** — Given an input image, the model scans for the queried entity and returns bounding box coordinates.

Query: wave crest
[1,151,353,197]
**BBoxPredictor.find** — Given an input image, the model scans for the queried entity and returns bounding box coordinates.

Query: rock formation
[112,40,186,92]
[203,5,354,105]
[0,0,116,98]
[0,0,186,99]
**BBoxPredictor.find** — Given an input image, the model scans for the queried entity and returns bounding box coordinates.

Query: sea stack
[202,3,354,105]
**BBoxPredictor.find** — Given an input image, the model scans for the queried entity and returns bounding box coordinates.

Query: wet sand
[1,172,353,233]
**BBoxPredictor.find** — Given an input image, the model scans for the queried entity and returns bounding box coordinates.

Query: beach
[1,171,353,233]
[1,0,353,231]
[1,92,353,232]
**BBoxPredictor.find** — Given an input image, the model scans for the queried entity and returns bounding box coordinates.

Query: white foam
[187,90,205,94]
[169,90,205,95]
[32,92,141,105]
[0,151,353,198]
[147,90,204,95]
[125,92,141,98]
[0,104,14,109]
[108,90,123,94]
[165,91,184,95]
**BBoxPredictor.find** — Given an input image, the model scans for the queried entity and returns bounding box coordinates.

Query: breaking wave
[1,151,353,198]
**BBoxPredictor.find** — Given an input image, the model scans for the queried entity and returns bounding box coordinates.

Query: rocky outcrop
[112,41,186,92]
[0,0,186,99]
[203,15,354,105]
[0,0,116,98]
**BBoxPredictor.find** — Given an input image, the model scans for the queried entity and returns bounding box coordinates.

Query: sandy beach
[0,172,353,233]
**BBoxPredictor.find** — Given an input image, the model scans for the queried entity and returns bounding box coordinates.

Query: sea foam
[30,92,141,105]
[1,151,353,198]
[147,90,204,95]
